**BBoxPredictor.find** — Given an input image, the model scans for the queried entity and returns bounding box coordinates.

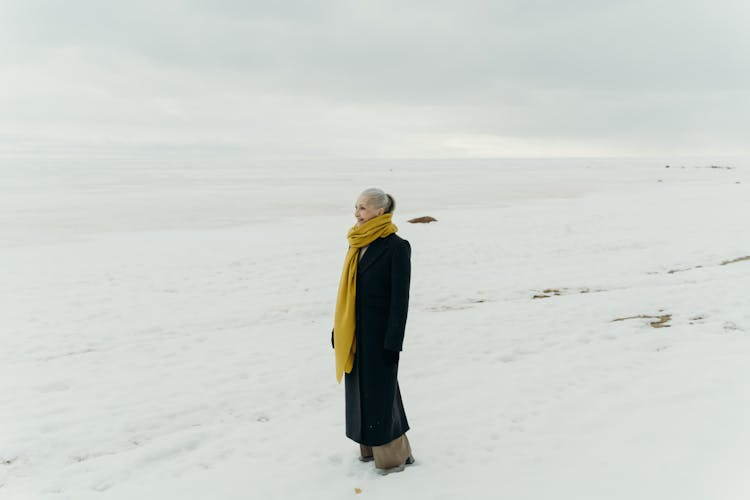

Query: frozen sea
[2,158,750,499]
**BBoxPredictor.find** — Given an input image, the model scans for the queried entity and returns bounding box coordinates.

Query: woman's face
[354,196,384,227]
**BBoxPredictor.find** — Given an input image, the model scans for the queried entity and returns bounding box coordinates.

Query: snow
[2,160,750,499]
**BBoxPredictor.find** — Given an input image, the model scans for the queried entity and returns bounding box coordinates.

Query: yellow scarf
[334,213,398,382]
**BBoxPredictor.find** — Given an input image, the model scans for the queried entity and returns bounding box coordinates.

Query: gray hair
[360,188,396,214]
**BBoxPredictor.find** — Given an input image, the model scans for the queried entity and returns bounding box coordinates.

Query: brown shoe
[377,456,415,475]
[359,455,374,463]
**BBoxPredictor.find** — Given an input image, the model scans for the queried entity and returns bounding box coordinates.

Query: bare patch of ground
[657,254,749,274]
[720,255,750,266]
[667,265,704,274]
[532,287,594,299]
[689,315,705,325]
[408,216,438,223]
[664,164,734,169]
[612,313,672,328]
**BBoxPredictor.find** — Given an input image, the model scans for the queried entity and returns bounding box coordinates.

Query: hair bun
[385,194,395,213]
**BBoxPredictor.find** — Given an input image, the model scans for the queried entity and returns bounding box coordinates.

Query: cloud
[1,0,749,160]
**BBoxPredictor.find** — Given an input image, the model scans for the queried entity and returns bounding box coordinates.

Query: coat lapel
[357,236,390,276]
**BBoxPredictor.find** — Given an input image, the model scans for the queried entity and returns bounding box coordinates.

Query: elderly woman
[332,188,414,475]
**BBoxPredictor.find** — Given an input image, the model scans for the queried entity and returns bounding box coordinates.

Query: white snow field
[2,159,750,499]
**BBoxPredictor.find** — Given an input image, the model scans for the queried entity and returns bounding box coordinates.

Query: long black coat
[345,233,411,446]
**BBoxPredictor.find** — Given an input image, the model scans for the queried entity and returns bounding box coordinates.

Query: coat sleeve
[384,239,411,351]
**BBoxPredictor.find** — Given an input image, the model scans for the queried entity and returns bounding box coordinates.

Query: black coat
[345,233,411,446]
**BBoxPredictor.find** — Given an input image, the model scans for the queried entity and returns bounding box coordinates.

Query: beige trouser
[360,434,413,469]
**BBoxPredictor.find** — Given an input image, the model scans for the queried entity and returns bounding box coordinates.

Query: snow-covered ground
[2,159,749,499]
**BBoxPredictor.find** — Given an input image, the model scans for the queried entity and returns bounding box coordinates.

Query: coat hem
[346,425,411,448]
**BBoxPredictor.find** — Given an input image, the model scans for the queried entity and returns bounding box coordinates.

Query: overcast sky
[1,0,749,162]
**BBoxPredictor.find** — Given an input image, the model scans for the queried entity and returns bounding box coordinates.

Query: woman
[332,188,414,475]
